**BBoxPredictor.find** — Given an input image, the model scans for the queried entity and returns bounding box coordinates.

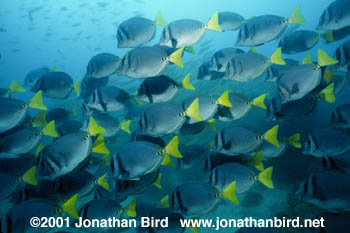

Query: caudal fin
[155,11,167,26]
[119,120,131,134]
[318,83,336,103]
[318,49,338,67]
[169,48,184,68]
[28,91,47,110]
[207,12,222,32]
[88,117,106,136]
[9,80,25,93]
[288,5,306,25]
[320,30,334,42]
[32,110,47,127]
[73,78,81,97]
[92,134,110,155]
[185,98,202,121]
[323,70,334,84]
[258,167,274,189]
[184,45,196,54]
[153,173,162,189]
[287,133,302,148]
[252,94,267,109]
[181,73,195,90]
[159,195,169,208]
[206,119,216,131]
[22,166,38,185]
[62,194,79,219]
[164,136,183,158]
[250,151,264,171]
[124,199,137,217]
[270,48,286,65]
[42,120,59,137]
[189,217,200,233]
[301,54,312,65]
[263,125,280,147]
[222,181,239,205]
[217,91,232,107]
[97,173,110,191]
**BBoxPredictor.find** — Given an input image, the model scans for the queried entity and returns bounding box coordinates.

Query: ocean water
[0,0,349,232]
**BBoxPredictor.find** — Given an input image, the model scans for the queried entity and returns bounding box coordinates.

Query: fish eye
[264,59,269,64]
[178,112,185,117]
[256,135,264,140]
[161,57,167,62]
[20,104,27,109]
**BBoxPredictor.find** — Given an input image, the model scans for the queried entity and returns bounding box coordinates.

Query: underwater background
[1,0,350,232]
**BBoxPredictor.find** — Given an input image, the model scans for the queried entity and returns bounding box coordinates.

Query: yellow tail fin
[73,78,81,97]
[250,151,264,171]
[28,91,47,110]
[100,154,110,166]
[189,217,200,233]
[287,133,302,148]
[217,90,232,107]
[181,73,195,90]
[318,49,338,67]
[62,194,79,219]
[184,45,196,54]
[318,82,336,103]
[161,153,174,166]
[155,11,167,26]
[32,110,47,127]
[50,65,60,72]
[22,166,38,185]
[185,98,202,121]
[35,143,44,157]
[263,125,280,147]
[252,94,267,109]
[119,120,131,134]
[258,167,274,189]
[9,80,25,93]
[42,120,59,137]
[288,5,306,25]
[159,195,169,208]
[169,48,184,68]
[88,117,106,136]
[164,136,183,158]
[206,118,216,131]
[207,12,222,32]
[249,47,257,53]
[301,54,312,65]
[321,30,334,42]
[97,173,110,191]
[323,70,334,84]
[270,48,286,65]
[92,134,110,155]
[124,199,137,217]
[153,173,162,189]
[222,181,239,205]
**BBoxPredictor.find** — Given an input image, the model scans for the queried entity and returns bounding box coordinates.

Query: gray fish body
[170,183,220,215]
[209,47,244,72]
[0,153,35,177]
[116,46,169,79]
[321,152,350,175]
[24,67,49,88]
[87,113,120,138]
[0,172,18,200]
[46,108,70,123]
[224,52,269,81]
[56,120,83,137]
[0,199,57,233]
[86,53,120,78]
[175,144,208,169]
[36,132,92,180]
[259,140,287,160]
[279,30,320,54]
[329,40,350,74]
[266,94,318,121]
[31,72,74,99]
[331,104,350,130]
[197,61,224,80]
[317,0,350,30]
[327,26,350,43]
[0,127,41,155]
[83,86,132,115]
[139,103,185,137]
[0,97,27,134]
[80,75,109,99]
[182,94,217,123]
[117,17,156,48]
[296,171,350,212]
[217,93,252,121]
[179,122,206,135]
[236,15,287,47]
[79,199,122,220]
[218,12,245,31]
[214,125,263,155]
[110,141,163,180]
[302,129,350,157]
[137,75,179,103]
[159,19,206,48]
[210,163,254,194]
[265,59,301,82]
[277,64,322,104]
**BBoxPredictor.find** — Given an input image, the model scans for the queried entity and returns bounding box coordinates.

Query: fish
[296,171,350,212]
[135,74,195,103]
[0,153,35,177]
[116,46,184,79]
[210,164,274,193]
[328,40,350,76]
[302,128,350,157]
[317,0,350,30]
[117,12,167,48]
[0,91,47,134]
[217,93,267,121]
[46,108,71,123]
[110,136,182,180]
[321,152,350,175]
[277,49,338,104]
[80,75,109,99]
[85,53,120,79]
[236,6,306,47]
[0,80,25,98]
[320,26,350,43]
[181,91,232,124]
[78,199,123,223]
[159,12,222,48]
[36,117,109,180]
[138,99,201,137]
[23,67,49,87]
[174,144,209,169]
[197,61,224,80]
[265,58,299,82]
[209,47,245,72]
[224,48,286,81]
[30,71,80,99]
[164,181,238,215]
[214,125,279,155]
[330,104,350,130]
[82,86,134,115]
[218,12,245,31]
[56,119,83,136]
[279,30,320,54]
